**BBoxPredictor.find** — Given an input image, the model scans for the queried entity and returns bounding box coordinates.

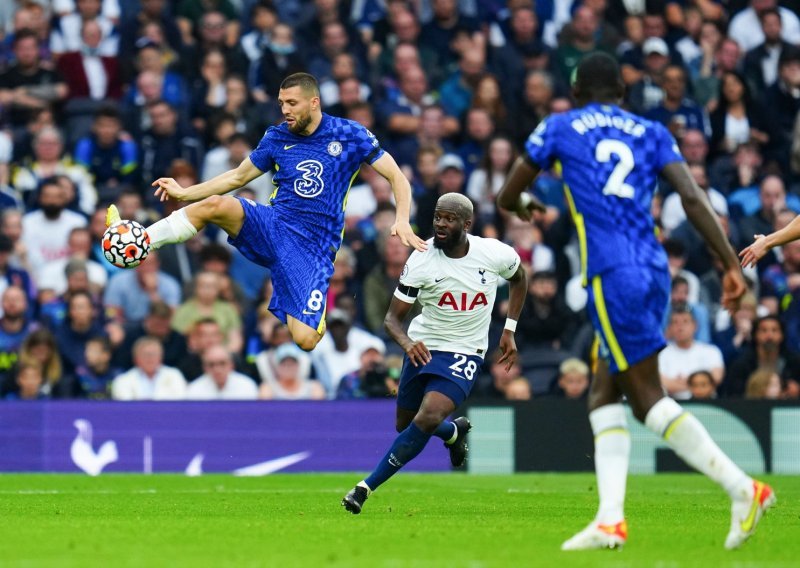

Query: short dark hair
[663,238,686,259]
[199,243,232,266]
[280,73,320,97]
[671,275,689,290]
[94,105,121,122]
[670,302,694,320]
[12,29,38,48]
[573,53,624,102]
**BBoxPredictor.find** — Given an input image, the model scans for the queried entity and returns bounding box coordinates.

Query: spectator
[724,315,800,397]
[337,348,401,399]
[505,377,532,400]
[187,345,258,400]
[738,175,788,250]
[240,1,279,91]
[745,367,783,399]
[475,347,526,399]
[743,8,792,95]
[466,135,516,235]
[457,107,495,179]
[688,370,718,400]
[762,46,800,176]
[103,250,182,324]
[419,0,482,70]
[728,0,800,53]
[714,292,758,365]
[21,178,88,284]
[0,286,38,379]
[253,22,306,104]
[438,48,487,120]
[506,217,556,275]
[56,19,122,104]
[202,133,272,203]
[694,37,741,111]
[16,329,65,398]
[362,231,410,334]
[37,227,108,297]
[4,362,47,400]
[662,165,727,236]
[554,6,609,86]
[111,336,187,400]
[50,0,119,57]
[511,70,554,149]
[659,303,725,399]
[171,271,243,352]
[178,317,252,381]
[178,9,244,79]
[260,342,326,400]
[139,100,204,190]
[552,357,590,399]
[113,300,187,370]
[72,106,138,203]
[679,129,709,167]
[54,290,106,375]
[12,127,97,214]
[517,270,575,350]
[0,30,68,131]
[0,234,35,307]
[646,64,708,142]
[119,0,182,81]
[627,37,671,115]
[72,336,121,399]
[189,49,228,135]
[311,308,385,397]
[491,7,550,100]
[708,71,769,160]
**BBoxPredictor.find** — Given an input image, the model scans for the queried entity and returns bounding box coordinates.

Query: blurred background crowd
[0,0,799,403]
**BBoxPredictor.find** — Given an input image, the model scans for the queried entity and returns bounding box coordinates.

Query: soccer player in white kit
[342,193,529,514]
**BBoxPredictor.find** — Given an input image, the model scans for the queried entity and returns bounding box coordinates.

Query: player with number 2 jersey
[497,53,772,553]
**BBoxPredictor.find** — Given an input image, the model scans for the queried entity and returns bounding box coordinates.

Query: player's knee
[412,409,444,434]
[294,332,322,352]
[204,194,226,216]
[395,417,411,433]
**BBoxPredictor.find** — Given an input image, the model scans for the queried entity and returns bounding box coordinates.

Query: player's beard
[432,230,462,252]
[287,111,312,134]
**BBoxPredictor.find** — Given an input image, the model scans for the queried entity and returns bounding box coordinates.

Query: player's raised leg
[395,405,471,467]
[342,390,456,514]
[562,358,629,551]
[617,354,776,550]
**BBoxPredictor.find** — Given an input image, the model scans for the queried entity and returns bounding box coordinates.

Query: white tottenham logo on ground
[70,419,119,476]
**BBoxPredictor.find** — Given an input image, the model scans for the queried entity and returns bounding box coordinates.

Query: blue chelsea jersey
[248,113,384,249]
[525,103,683,283]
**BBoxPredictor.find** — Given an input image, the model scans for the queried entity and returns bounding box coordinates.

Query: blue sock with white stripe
[433,420,457,443]
[364,422,431,491]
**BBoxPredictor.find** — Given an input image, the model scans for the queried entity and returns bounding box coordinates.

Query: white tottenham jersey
[395,234,521,356]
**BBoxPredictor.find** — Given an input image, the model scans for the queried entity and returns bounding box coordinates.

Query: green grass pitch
[0,473,795,567]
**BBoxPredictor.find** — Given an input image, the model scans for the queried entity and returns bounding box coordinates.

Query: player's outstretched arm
[370,153,427,251]
[152,158,264,202]
[496,156,547,221]
[497,265,528,371]
[384,295,431,367]
[662,161,746,313]
[739,213,800,268]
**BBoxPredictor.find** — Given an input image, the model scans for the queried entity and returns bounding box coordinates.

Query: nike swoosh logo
[232,451,311,476]
[740,483,763,533]
[435,277,445,283]
[284,144,297,150]
[302,309,316,315]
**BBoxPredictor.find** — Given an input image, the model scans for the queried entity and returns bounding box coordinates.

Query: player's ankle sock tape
[646,397,750,498]
[365,422,431,490]
[590,404,629,525]
[433,420,457,443]
[147,209,198,250]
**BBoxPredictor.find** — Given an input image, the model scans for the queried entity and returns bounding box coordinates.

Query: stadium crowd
[0,0,799,402]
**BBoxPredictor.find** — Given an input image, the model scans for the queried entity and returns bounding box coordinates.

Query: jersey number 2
[595,139,634,199]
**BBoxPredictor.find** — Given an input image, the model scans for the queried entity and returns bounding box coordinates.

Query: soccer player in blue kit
[497,54,775,550]
[341,193,529,514]
[107,73,426,351]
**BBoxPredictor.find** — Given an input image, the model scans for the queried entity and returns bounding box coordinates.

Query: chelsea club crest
[327,141,343,156]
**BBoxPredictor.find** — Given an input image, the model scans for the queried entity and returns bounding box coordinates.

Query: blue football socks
[365,422,431,491]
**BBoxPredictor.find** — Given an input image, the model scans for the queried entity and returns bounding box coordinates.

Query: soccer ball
[102,220,151,268]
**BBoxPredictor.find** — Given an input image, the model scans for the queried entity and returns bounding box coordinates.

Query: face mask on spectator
[270,42,296,55]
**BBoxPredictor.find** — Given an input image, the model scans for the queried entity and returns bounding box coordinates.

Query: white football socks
[146,209,198,250]
[589,404,630,525]
[645,397,752,501]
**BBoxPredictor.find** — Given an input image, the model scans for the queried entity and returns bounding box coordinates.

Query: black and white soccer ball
[102,220,151,268]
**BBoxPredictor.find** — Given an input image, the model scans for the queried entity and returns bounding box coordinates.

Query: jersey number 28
[596,139,634,199]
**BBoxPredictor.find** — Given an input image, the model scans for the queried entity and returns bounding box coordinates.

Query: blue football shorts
[227,197,334,330]
[586,264,670,374]
[396,350,483,410]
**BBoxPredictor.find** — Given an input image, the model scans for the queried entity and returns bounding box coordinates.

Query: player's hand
[152,177,187,202]
[721,267,747,316]
[739,234,770,268]
[392,220,427,252]
[515,193,547,222]
[496,330,518,372]
[404,340,431,368]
